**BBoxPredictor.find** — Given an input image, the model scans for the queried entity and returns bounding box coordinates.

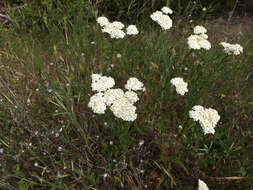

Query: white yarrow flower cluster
[88,74,144,121]
[97,16,139,38]
[194,25,207,35]
[189,105,220,135]
[161,6,173,14]
[126,25,139,35]
[150,10,173,30]
[198,179,209,190]
[170,77,188,95]
[125,77,145,91]
[97,17,110,27]
[187,25,211,50]
[219,42,243,55]
[102,23,126,39]
[88,93,106,114]
[91,74,115,92]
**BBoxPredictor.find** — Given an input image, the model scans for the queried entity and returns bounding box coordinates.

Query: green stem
[111,40,114,65]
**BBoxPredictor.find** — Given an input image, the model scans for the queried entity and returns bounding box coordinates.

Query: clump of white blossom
[124,90,139,104]
[88,74,144,121]
[198,179,209,190]
[170,77,188,96]
[110,96,137,121]
[97,16,109,27]
[102,23,126,39]
[161,6,173,14]
[187,25,211,50]
[189,105,220,135]
[193,25,207,35]
[97,16,139,38]
[150,10,173,30]
[104,88,124,106]
[126,25,139,35]
[88,93,106,114]
[219,42,243,55]
[125,77,145,91]
[91,74,115,92]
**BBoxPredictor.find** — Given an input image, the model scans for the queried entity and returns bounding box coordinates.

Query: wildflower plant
[88,74,144,121]
[219,42,243,55]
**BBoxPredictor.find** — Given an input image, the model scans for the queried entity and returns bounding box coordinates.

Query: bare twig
[226,0,239,31]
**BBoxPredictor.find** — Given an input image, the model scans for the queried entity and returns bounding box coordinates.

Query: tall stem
[111,40,114,65]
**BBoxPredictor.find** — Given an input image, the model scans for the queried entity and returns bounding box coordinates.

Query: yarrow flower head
[198,179,209,190]
[112,21,125,30]
[161,6,173,14]
[88,93,106,114]
[150,10,173,30]
[110,96,137,121]
[219,42,243,55]
[125,77,144,91]
[126,25,139,35]
[124,91,139,104]
[88,74,144,121]
[104,88,124,106]
[194,25,207,35]
[91,74,115,92]
[97,16,109,27]
[187,34,211,50]
[102,23,126,39]
[189,105,220,135]
[170,77,188,95]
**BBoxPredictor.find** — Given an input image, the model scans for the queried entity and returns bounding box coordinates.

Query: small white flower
[97,16,110,27]
[91,41,95,45]
[125,77,144,91]
[81,52,85,56]
[110,96,137,121]
[117,53,122,58]
[219,42,243,55]
[126,25,139,35]
[194,25,207,35]
[102,23,126,39]
[187,34,211,50]
[91,74,115,92]
[150,11,163,22]
[161,6,173,14]
[34,162,38,167]
[189,105,220,135]
[88,93,107,114]
[178,125,183,129]
[103,173,109,178]
[48,89,52,93]
[150,11,173,30]
[50,62,54,66]
[202,7,207,11]
[55,133,59,137]
[104,88,124,106]
[170,77,188,95]
[112,21,125,29]
[109,141,113,145]
[139,140,144,146]
[36,88,39,92]
[58,147,62,151]
[198,179,209,190]
[0,148,3,154]
[124,91,139,104]
[66,83,70,87]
